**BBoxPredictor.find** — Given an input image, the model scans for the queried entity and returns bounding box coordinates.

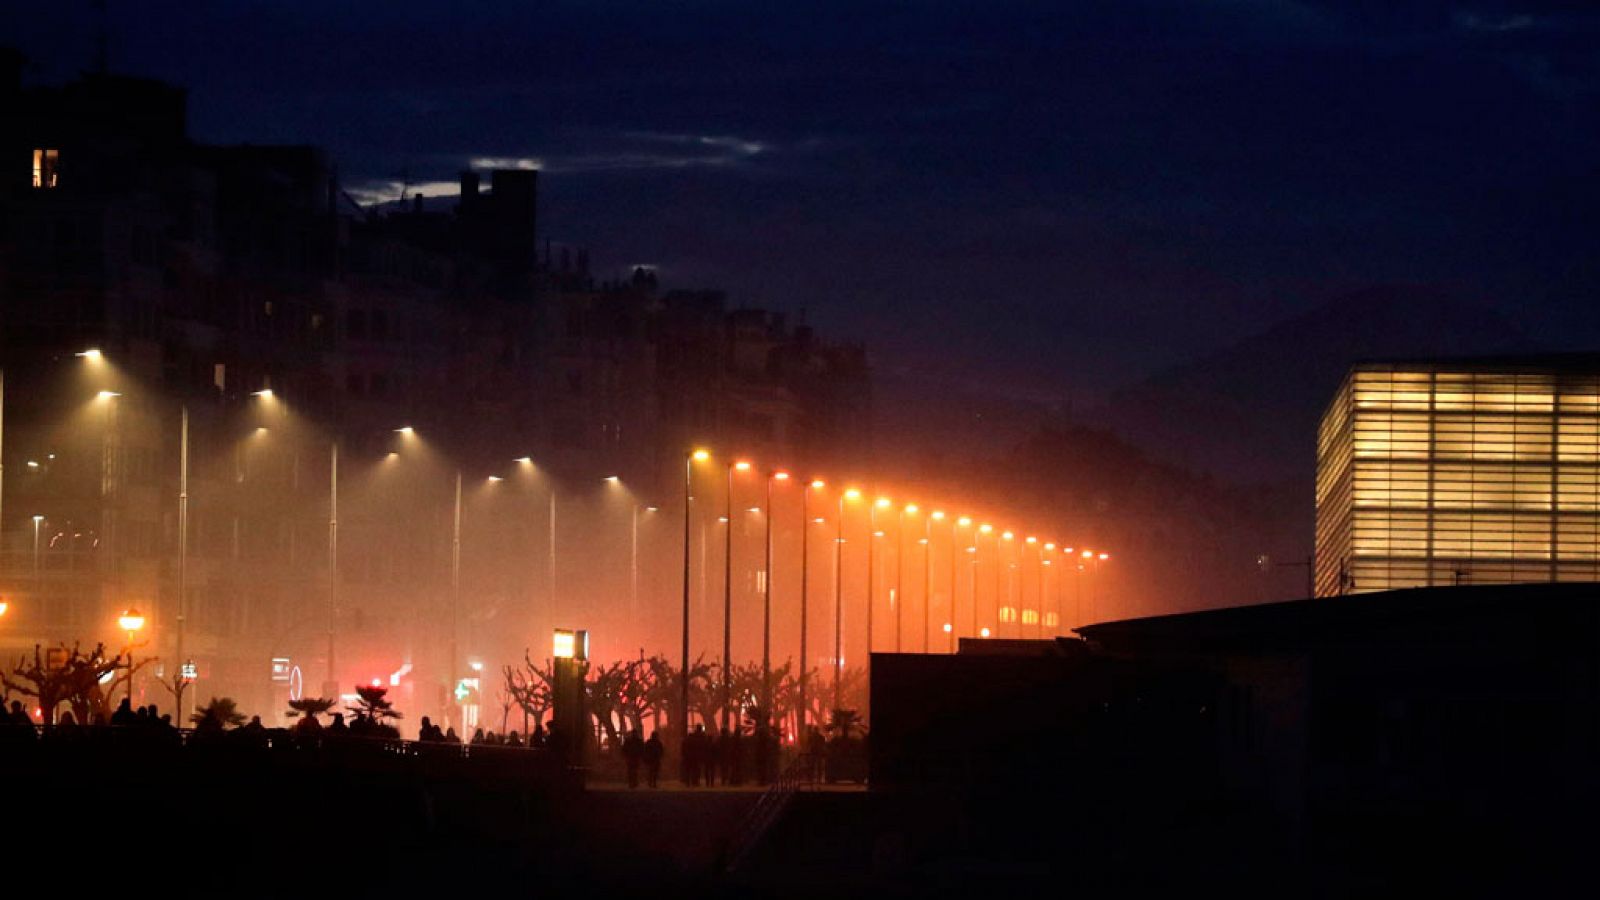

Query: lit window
[32,149,59,188]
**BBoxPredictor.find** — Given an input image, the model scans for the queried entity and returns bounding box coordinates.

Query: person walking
[644,730,664,788]
[622,729,645,789]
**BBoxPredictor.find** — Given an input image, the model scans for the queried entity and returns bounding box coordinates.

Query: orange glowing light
[1002,531,1014,541]
[1082,550,1094,558]
[979,523,993,534]
[844,488,862,500]
[1025,536,1038,544]
[1099,552,1110,560]
[692,449,711,462]
[980,627,992,638]
[810,479,825,489]
[931,510,946,521]
[905,504,919,514]
[957,516,972,527]
[773,471,790,481]
[734,460,752,471]
[875,497,892,509]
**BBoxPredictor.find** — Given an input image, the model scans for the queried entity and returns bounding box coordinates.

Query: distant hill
[1104,286,1545,487]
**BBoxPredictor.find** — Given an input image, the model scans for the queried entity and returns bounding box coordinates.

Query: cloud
[543,132,770,173]
[468,156,544,170]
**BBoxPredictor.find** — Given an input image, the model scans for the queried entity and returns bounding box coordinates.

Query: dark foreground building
[858,583,1599,894]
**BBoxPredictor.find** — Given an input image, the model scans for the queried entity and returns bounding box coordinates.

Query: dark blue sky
[17,1,1600,401]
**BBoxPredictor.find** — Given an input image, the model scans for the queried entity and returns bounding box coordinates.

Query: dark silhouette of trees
[2,643,150,725]
[347,685,401,737]
[504,653,555,732]
[287,697,337,723]
[192,696,246,729]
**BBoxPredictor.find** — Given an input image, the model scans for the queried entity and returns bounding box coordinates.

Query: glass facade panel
[1316,361,1600,596]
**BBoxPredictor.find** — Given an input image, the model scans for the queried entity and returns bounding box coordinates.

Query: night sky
[17,1,1600,407]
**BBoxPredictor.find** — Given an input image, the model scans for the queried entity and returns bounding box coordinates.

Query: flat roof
[1076,582,1600,655]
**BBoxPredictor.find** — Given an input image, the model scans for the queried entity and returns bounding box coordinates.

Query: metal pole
[948,522,959,653]
[679,453,692,750]
[631,503,640,621]
[761,475,773,722]
[832,495,843,712]
[721,463,734,733]
[866,507,876,660]
[894,510,903,653]
[922,519,932,653]
[328,442,338,693]
[548,488,556,608]
[451,470,461,723]
[176,405,189,717]
[798,485,810,733]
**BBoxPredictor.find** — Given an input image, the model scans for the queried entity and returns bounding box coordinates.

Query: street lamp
[119,607,145,702]
[720,459,754,731]
[681,449,710,751]
[834,488,859,711]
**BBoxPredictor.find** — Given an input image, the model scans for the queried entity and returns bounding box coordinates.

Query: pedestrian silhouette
[622,728,645,789]
[644,730,664,788]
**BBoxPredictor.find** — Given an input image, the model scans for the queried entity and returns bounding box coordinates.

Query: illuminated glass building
[1316,357,1600,596]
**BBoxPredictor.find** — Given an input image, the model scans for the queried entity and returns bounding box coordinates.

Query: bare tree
[3,643,148,725]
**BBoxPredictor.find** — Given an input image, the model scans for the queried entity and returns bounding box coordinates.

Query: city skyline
[13,1,1596,408]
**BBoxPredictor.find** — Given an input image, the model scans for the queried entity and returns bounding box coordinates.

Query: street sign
[270,657,291,683]
[180,660,198,683]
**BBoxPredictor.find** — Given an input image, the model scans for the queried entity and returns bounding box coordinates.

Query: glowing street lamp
[119,607,145,702]
[680,449,711,752]
[75,348,104,361]
[722,459,755,730]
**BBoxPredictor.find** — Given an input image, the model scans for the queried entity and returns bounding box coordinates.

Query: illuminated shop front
[1316,358,1600,596]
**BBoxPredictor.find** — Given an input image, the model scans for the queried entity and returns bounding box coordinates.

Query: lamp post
[681,450,707,749]
[924,512,940,653]
[722,460,751,732]
[760,471,787,721]
[951,516,970,652]
[868,497,890,660]
[895,505,917,652]
[175,404,190,719]
[451,469,462,726]
[1001,531,1016,637]
[119,607,145,702]
[32,515,43,577]
[327,442,339,697]
[833,489,857,711]
[799,479,823,733]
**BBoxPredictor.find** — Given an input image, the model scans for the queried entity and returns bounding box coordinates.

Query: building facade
[0,56,870,727]
[1316,357,1600,596]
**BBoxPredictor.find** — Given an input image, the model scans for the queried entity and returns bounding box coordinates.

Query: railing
[720,752,820,873]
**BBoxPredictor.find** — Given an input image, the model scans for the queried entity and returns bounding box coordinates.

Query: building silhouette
[0,54,869,723]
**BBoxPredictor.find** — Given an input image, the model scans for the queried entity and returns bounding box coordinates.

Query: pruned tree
[645,653,717,731]
[3,643,147,725]
[504,652,555,732]
[158,670,192,724]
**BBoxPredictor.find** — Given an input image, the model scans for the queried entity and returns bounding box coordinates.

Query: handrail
[720,752,819,873]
